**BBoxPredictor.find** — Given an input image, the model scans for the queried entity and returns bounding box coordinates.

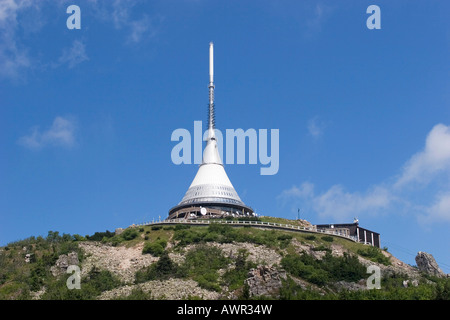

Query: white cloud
[0,0,161,80]
[279,123,450,224]
[394,124,450,188]
[18,116,77,149]
[313,185,392,221]
[420,193,450,224]
[307,117,325,139]
[0,0,33,80]
[304,3,333,37]
[92,0,161,44]
[278,182,392,221]
[128,15,156,44]
[56,40,89,68]
[280,182,315,199]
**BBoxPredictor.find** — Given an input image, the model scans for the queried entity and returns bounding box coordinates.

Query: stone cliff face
[50,252,80,277]
[245,265,287,298]
[415,251,448,278]
[42,239,442,300]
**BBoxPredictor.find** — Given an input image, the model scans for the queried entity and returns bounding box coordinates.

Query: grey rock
[51,252,79,277]
[334,280,367,291]
[403,279,419,288]
[24,253,33,263]
[245,265,287,298]
[415,251,446,278]
[115,228,124,236]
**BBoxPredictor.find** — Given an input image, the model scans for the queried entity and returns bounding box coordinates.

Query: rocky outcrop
[99,278,221,300]
[79,242,157,284]
[51,252,79,277]
[333,280,367,292]
[24,253,34,263]
[210,242,282,267]
[415,251,447,278]
[245,265,287,297]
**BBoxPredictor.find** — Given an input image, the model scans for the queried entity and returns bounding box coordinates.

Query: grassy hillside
[1,219,449,300]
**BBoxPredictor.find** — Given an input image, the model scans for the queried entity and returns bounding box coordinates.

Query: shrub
[180,244,229,292]
[279,277,326,300]
[358,246,391,266]
[121,228,138,241]
[321,236,334,242]
[237,217,261,222]
[281,251,367,286]
[312,245,331,253]
[135,251,179,283]
[142,240,167,257]
[222,249,256,291]
[117,288,153,300]
[173,228,205,246]
[277,234,293,241]
[277,234,293,248]
[41,268,122,300]
[321,252,367,282]
[174,224,190,231]
[86,230,115,241]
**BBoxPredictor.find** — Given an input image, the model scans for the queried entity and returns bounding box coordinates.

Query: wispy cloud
[304,3,333,37]
[0,0,34,80]
[127,14,158,44]
[0,0,162,81]
[307,116,326,139]
[278,123,450,225]
[92,0,162,44]
[278,183,393,222]
[394,124,450,188]
[18,116,77,150]
[423,192,450,224]
[55,39,89,68]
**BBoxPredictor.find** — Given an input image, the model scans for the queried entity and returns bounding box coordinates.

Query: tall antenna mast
[167,42,254,220]
[208,42,215,133]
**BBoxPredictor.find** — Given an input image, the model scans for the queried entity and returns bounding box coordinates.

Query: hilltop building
[168,43,253,220]
[316,219,381,247]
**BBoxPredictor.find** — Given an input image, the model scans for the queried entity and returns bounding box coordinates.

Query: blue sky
[1,0,449,272]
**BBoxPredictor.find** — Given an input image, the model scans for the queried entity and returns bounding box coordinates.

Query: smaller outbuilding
[315,219,380,248]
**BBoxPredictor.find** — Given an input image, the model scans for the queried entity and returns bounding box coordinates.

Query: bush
[358,246,391,266]
[135,251,179,283]
[142,240,167,257]
[121,228,139,241]
[312,245,331,253]
[222,249,256,291]
[321,252,367,282]
[117,288,153,300]
[173,229,206,246]
[41,268,122,300]
[321,236,334,242]
[86,230,115,241]
[277,234,293,248]
[237,217,261,222]
[281,252,367,286]
[174,224,190,231]
[180,244,229,292]
[279,277,326,300]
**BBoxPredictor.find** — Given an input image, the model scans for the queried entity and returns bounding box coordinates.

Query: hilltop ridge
[0,216,448,300]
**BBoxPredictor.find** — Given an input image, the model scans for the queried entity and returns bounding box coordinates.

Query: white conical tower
[168,43,253,219]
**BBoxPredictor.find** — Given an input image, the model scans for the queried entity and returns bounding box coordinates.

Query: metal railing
[132,218,359,243]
